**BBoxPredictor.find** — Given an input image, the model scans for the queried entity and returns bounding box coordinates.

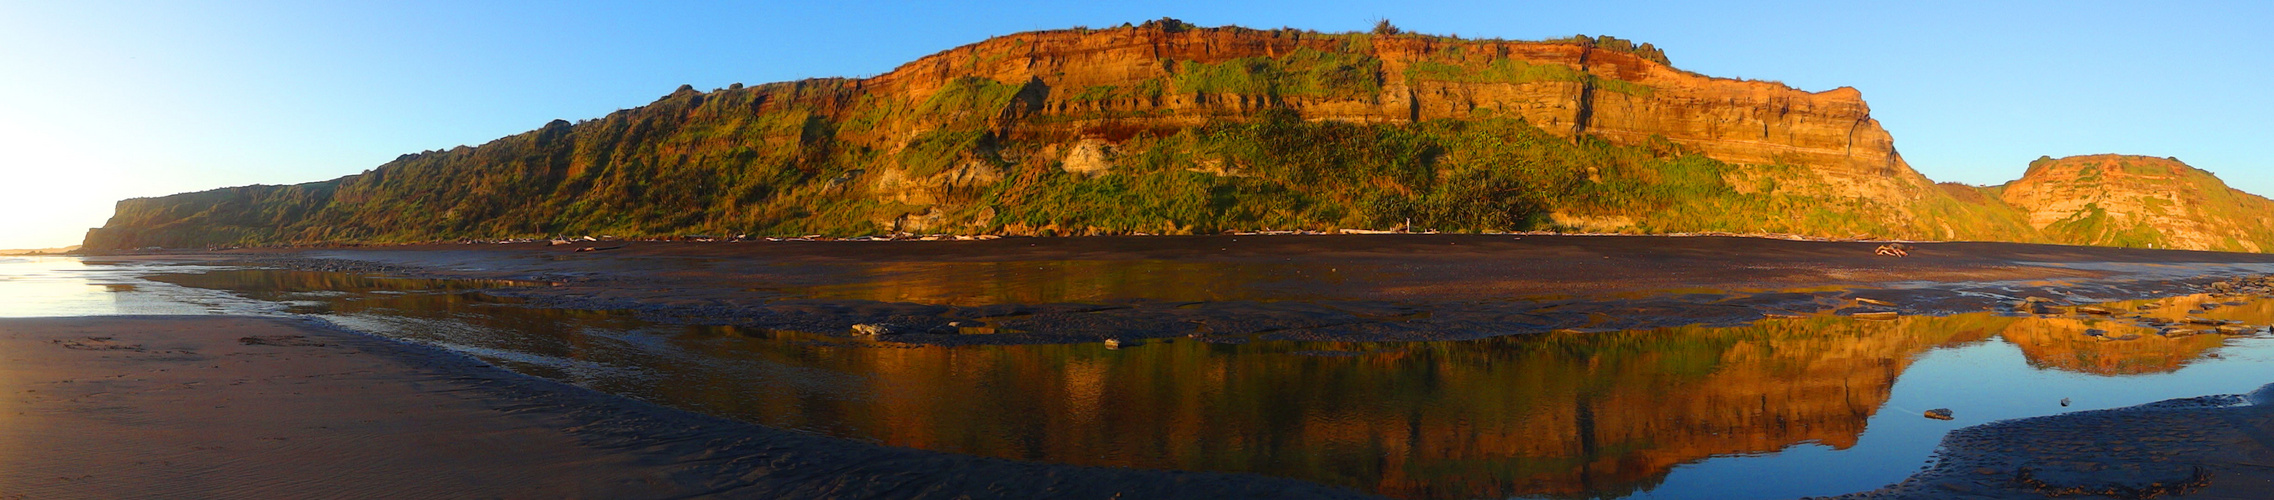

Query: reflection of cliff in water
[1996,318,2223,375]
[653,316,2022,498]
[139,268,2269,499]
[1997,294,2273,376]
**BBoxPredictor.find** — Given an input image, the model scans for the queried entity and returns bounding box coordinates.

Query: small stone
[2217,325,2252,335]
[2060,397,2071,407]
[1924,408,1954,420]
[851,323,903,336]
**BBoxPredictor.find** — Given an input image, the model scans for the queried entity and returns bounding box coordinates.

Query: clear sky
[3,1,2269,249]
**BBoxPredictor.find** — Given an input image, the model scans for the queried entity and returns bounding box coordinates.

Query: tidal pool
[12,257,2274,499]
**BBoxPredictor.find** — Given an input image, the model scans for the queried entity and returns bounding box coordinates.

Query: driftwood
[1874,243,1911,257]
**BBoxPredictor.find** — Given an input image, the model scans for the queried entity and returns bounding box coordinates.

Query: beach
[32,234,2274,498]
[0,315,1366,499]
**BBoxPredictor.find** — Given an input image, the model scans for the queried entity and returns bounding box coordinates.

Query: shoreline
[0,315,1372,498]
[104,234,2274,347]
[1831,384,2274,499]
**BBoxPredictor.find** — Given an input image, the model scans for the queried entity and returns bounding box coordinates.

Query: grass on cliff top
[1405,56,1653,97]
[1168,47,1383,99]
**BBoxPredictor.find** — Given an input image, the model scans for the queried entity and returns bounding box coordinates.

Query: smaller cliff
[1992,154,2274,252]
[83,183,336,250]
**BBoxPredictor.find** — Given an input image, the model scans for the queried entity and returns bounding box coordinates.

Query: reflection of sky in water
[15,256,2274,499]
[0,257,222,317]
[1619,336,2274,499]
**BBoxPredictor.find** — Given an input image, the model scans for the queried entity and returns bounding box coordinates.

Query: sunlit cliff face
[2000,154,2274,252]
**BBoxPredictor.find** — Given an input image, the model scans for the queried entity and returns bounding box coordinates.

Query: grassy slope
[2019,156,2274,252]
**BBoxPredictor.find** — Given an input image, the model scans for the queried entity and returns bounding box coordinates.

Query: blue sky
[3,1,2269,249]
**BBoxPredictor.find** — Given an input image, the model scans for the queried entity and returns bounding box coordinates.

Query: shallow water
[11,256,2274,499]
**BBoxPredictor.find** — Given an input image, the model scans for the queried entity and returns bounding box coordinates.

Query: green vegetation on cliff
[1998,154,2274,252]
[83,94,2030,248]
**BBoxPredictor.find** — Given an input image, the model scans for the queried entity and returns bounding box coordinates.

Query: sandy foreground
[0,316,1365,499]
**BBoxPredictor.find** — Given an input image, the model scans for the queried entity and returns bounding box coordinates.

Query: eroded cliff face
[1998,154,2274,252]
[872,25,1933,208]
[75,22,2098,249]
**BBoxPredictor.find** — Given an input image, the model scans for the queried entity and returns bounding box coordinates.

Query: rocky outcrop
[1998,154,2274,252]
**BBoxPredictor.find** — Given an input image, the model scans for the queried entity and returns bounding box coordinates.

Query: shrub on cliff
[1140,17,1195,33]
[1371,19,1400,35]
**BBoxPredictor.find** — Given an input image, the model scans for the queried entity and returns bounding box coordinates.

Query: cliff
[1992,154,2274,252]
[75,20,2242,250]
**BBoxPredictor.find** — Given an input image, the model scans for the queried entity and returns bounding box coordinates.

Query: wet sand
[0,316,1368,499]
[1833,385,2274,499]
[228,235,2274,297]
[145,235,2274,346]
